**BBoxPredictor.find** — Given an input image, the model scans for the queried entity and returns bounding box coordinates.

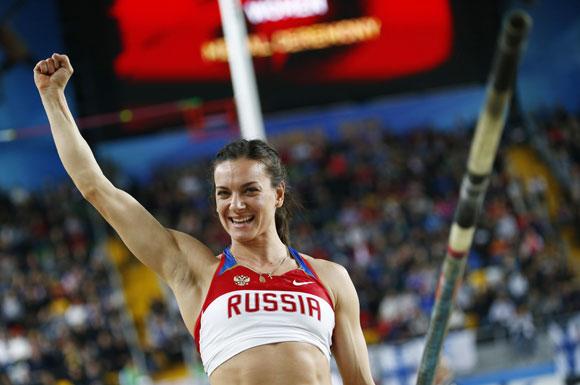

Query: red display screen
[111,0,453,83]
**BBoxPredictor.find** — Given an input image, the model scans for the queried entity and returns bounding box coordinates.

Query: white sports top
[193,247,335,376]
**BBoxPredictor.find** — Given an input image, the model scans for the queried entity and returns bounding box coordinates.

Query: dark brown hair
[211,139,299,245]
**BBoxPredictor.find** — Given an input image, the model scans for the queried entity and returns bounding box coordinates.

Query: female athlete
[34,53,376,385]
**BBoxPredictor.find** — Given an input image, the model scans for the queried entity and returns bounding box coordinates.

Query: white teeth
[231,216,254,224]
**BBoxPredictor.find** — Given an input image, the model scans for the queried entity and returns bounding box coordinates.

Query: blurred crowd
[132,120,579,348]
[1,115,579,383]
[0,186,132,384]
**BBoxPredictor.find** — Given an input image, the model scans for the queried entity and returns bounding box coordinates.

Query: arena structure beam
[416,10,532,385]
[218,0,266,140]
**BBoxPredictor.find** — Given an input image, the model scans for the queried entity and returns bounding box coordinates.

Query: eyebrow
[215,181,260,190]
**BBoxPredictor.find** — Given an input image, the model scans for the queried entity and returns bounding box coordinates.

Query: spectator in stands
[488,291,516,336]
[509,304,536,356]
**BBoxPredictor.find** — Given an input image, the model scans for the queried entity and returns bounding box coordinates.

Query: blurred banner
[86,0,500,113]
[456,372,561,385]
[111,0,452,82]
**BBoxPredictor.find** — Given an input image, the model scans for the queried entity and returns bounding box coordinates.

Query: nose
[231,193,246,210]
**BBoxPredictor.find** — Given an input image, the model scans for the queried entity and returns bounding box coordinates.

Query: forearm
[40,89,105,194]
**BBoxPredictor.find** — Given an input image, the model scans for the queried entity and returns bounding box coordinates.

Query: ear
[275,181,286,208]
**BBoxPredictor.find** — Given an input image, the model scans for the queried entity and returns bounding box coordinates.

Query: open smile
[230,216,255,225]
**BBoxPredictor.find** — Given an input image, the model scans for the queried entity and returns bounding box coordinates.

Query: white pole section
[217,0,266,140]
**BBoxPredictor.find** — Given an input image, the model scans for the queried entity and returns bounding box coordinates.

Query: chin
[228,230,257,244]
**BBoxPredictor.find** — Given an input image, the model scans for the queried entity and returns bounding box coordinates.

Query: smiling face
[214,158,285,244]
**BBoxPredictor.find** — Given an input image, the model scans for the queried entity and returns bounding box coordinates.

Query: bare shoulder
[299,254,351,306]
[301,254,349,279]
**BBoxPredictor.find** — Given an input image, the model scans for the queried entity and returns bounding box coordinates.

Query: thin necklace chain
[234,249,289,281]
[264,254,288,278]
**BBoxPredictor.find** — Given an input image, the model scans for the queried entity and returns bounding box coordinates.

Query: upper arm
[84,177,215,283]
[330,264,375,385]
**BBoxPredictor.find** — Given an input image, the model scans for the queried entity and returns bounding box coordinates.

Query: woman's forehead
[214,159,269,186]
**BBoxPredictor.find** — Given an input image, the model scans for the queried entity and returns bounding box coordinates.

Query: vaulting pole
[415,10,532,385]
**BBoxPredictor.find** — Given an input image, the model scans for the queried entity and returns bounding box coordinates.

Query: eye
[216,190,230,197]
[245,187,259,194]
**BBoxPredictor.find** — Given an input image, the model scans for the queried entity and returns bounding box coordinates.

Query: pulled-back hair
[211,139,299,245]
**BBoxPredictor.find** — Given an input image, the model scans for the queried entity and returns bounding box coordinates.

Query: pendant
[259,275,266,283]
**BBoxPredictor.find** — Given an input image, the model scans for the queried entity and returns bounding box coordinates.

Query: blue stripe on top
[219,246,315,279]
[289,246,315,279]
[219,247,237,276]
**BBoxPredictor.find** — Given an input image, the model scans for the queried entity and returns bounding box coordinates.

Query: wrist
[39,87,66,99]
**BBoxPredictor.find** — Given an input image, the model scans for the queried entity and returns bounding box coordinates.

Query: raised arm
[33,54,215,284]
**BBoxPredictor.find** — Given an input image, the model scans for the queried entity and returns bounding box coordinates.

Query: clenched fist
[34,53,74,93]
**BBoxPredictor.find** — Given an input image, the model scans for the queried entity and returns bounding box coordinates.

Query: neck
[230,234,287,266]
